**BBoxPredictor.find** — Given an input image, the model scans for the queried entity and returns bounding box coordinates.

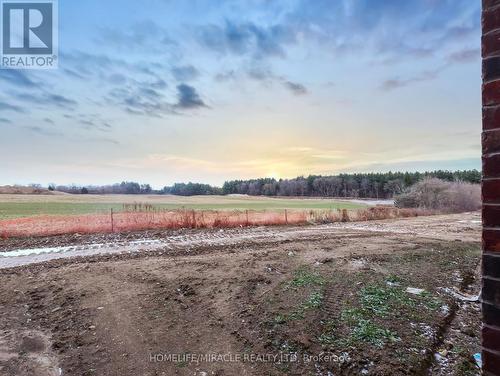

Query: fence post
[246,210,249,226]
[192,209,196,228]
[110,208,114,233]
[285,209,288,225]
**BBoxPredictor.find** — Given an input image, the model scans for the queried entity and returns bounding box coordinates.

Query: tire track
[0,212,481,269]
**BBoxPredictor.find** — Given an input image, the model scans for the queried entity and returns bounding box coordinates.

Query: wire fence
[0,207,431,238]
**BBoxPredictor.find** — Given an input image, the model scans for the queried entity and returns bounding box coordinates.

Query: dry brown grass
[0,206,435,238]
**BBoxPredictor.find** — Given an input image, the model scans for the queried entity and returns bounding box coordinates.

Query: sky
[0,0,482,188]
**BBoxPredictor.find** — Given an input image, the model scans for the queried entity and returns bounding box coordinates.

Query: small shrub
[395,178,480,213]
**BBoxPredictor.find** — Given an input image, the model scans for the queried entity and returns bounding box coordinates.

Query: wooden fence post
[110,208,114,233]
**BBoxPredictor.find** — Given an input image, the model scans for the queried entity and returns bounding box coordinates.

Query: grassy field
[0,194,366,219]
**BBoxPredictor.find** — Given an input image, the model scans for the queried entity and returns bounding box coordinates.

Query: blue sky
[0,0,481,187]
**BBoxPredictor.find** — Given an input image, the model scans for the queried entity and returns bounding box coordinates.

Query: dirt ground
[0,212,482,375]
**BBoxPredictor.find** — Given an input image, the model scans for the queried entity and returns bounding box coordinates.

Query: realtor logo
[1,0,58,69]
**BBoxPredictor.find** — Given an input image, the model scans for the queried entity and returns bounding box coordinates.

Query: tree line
[50,170,480,199]
[52,181,153,195]
[221,170,480,199]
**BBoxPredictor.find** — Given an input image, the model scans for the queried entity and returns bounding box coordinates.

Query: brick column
[482,1,500,374]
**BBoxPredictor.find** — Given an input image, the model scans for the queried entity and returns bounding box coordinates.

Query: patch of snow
[440,304,450,315]
[406,287,425,295]
[0,239,163,258]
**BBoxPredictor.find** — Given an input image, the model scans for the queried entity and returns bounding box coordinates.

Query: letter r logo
[2,2,53,54]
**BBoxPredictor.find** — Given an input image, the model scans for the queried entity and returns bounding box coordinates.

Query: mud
[0,212,481,269]
[0,212,482,375]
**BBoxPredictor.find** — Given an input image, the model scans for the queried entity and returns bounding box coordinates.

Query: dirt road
[0,212,480,269]
[0,212,482,375]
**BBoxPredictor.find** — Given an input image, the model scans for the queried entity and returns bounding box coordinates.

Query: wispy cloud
[79,119,112,132]
[447,48,480,63]
[284,0,479,61]
[245,67,309,95]
[175,84,208,109]
[23,125,63,136]
[95,20,175,53]
[197,21,295,58]
[380,67,444,91]
[108,82,208,116]
[0,101,24,113]
[172,65,200,81]
[283,81,307,95]
[15,92,78,109]
[0,70,37,87]
[80,136,120,145]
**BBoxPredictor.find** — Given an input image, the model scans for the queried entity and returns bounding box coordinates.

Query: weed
[303,291,324,309]
[364,285,416,314]
[338,308,399,347]
[274,314,288,324]
[318,332,337,346]
[286,268,325,289]
[419,291,442,311]
[320,308,399,348]
[349,318,399,347]
[386,275,403,284]
[274,291,324,324]
[454,347,480,376]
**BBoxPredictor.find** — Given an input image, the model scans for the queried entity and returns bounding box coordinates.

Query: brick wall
[482,1,500,374]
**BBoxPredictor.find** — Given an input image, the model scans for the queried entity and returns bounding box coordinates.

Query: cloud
[109,83,208,116]
[283,81,307,95]
[107,73,127,85]
[197,21,295,58]
[61,51,163,82]
[247,66,274,82]
[447,48,480,63]
[192,1,479,68]
[80,137,119,145]
[95,20,175,53]
[0,70,37,87]
[23,125,63,136]
[74,113,113,132]
[108,87,173,117]
[79,119,112,132]
[0,117,12,124]
[171,65,200,81]
[282,0,479,61]
[214,70,237,82]
[0,101,24,113]
[380,67,444,91]
[245,67,309,95]
[48,94,78,107]
[151,79,167,89]
[44,118,55,124]
[62,68,87,80]
[175,84,208,109]
[15,92,78,109]
[139,87,162,99]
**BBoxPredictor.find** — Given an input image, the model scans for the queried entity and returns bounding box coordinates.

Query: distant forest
[52,169,481,199]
